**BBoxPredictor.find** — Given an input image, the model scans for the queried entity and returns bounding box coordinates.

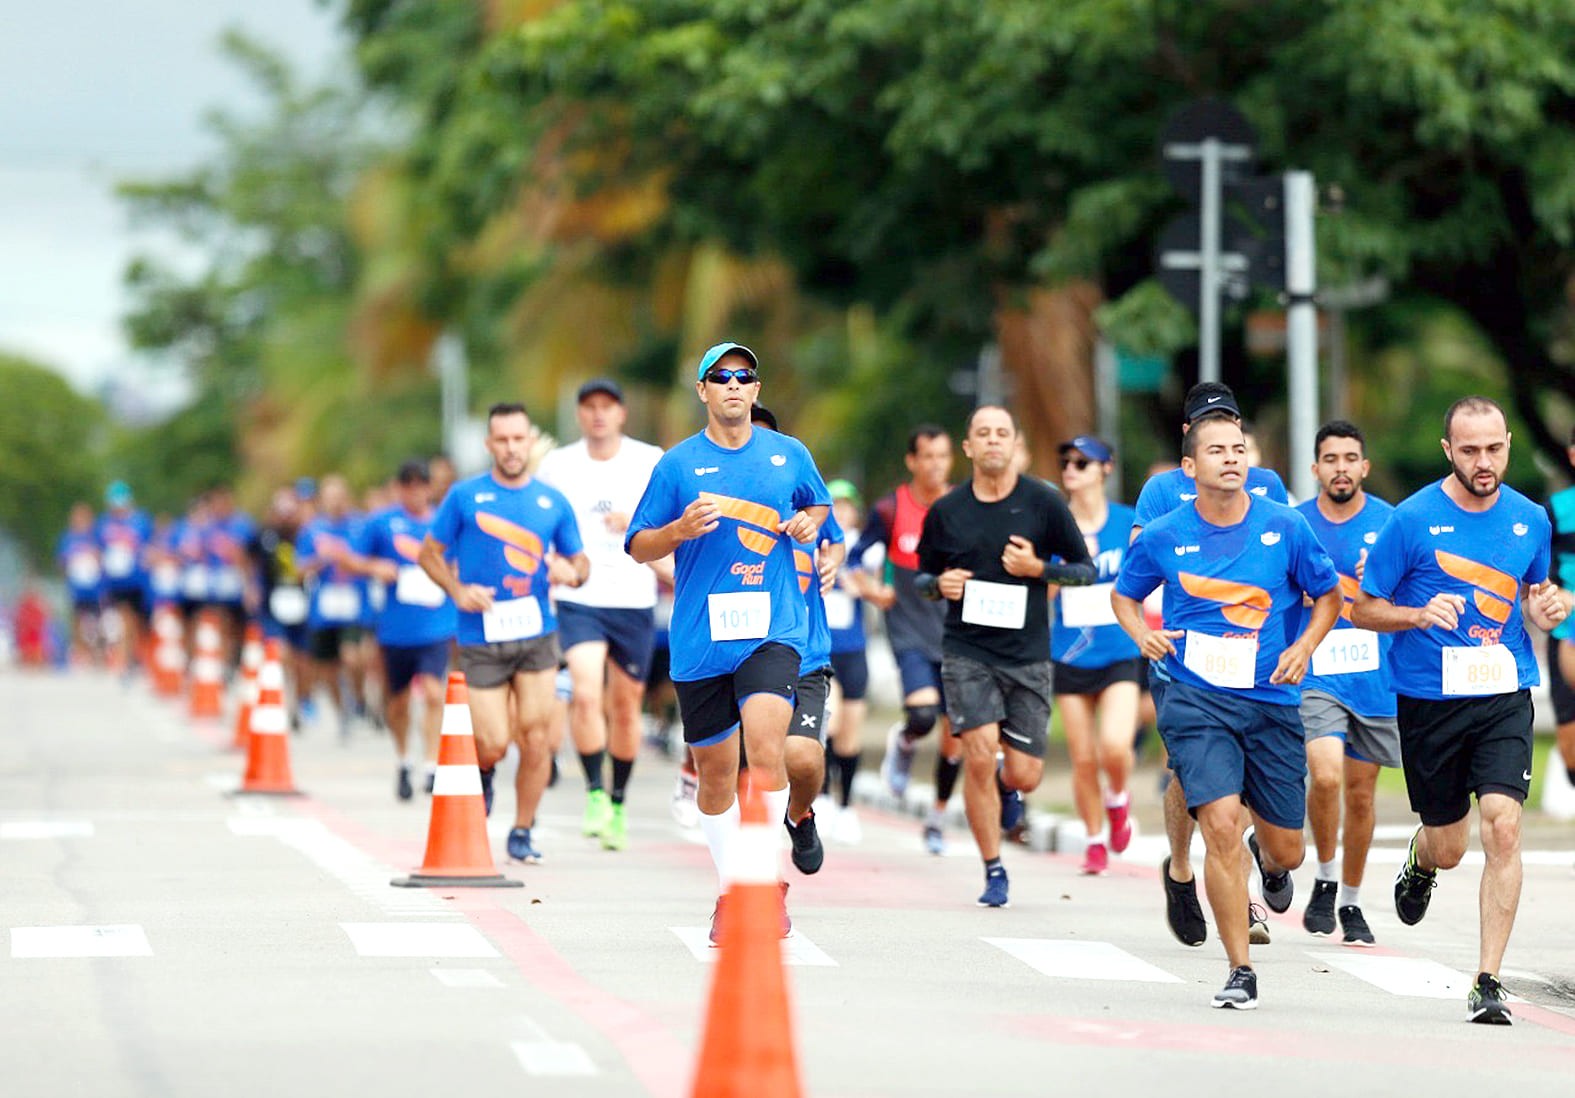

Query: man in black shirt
[917,406,1097,907]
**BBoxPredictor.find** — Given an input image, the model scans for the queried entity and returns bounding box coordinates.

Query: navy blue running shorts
[557,602,656,682]
[829,649,868,701]
[1160,680,1306,830]
[382,641,450,697]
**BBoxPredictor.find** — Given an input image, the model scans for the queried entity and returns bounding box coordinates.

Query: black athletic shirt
[917,476,1092,666]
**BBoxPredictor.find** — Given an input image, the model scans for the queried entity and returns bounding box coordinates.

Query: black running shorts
[1396,690,1533,827]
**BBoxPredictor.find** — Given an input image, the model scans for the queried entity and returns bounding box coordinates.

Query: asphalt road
[4,667,1575,1097]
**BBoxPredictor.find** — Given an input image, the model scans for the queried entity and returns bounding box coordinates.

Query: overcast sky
[0,0,344,406]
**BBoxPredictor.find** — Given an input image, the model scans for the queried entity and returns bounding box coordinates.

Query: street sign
[1159,98,1258,193]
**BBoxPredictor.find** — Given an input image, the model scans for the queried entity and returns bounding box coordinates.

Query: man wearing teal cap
[97,480,153,674]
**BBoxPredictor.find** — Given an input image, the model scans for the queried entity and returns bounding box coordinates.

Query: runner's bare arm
[418,534,494,612]
[780,504,830,544]
[1272,586,1343,685]
[1111,591,1182,660]
[1351,588,1465,632]
[546,551,591,588]
[1522,580,1571,632]
[817,540,847,595]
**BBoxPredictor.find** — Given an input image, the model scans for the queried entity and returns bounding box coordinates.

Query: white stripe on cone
[728,824,779,886]
[431,765,482,796]
[441,704,474,737]
[250,704,288,735]
[257,661,285,690]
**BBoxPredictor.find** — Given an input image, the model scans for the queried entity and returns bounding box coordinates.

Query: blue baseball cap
[105,480,133,507]
[294,477,317,500]
[696,342,758,381]
[1059,435,1114,463]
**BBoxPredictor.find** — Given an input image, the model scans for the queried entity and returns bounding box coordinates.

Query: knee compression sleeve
[901,704,940,743]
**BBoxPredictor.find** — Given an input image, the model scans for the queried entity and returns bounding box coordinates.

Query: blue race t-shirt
[1051,501,1142,668]
[1547,484,1575,641]
[58,530,102,602]
[205,512,255,605]
[1133,465,1288,529]
[1297,494,1397,718]
[827,528,869,656]
[430,472,584,647]
[1360,481,1550,701]
[1116,497,1339,705]
[795,509,845,675]
[297,515,367,630]
[625,428,832,682]
[357,506,457,647]
[96,510,153,592]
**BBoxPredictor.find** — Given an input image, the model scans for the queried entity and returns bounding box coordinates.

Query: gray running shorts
[941,653,1051,759]
[457,634,562,690]
[1300,688,1401,769]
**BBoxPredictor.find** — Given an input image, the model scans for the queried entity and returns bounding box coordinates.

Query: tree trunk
[994,282,1103,479]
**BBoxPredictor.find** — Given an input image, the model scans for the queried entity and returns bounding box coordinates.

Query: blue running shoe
[999,788,1025,834]
[977,866,1010,908]
[506,826,541,864]
[924,822,947,856]
[480,767,495,817]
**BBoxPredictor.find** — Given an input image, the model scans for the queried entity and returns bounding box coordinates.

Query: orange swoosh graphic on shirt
[477,512,544,555]
[1434,549,1515,623]
[393,533,424,563]
[701,492,783,534]
[794,549,814,594]
[737,528,779,556]
[1178,572,1271,630]
[1336,573,1361,622]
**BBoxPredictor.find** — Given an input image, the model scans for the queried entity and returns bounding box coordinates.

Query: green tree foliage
[0,355,107,567]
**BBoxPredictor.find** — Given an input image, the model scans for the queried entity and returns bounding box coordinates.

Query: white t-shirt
[535,435,664,609]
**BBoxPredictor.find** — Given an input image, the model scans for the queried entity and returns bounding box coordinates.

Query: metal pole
[433,332,467,461]
[1095,339,1122,501]
[1199,138,1222,384]
[1285,171,1318,502]
[1327,306,1347,421]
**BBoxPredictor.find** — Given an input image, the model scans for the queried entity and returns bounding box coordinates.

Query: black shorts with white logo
[789,666,831,743]
[675,641,800,747]
[1396,689,1533,827]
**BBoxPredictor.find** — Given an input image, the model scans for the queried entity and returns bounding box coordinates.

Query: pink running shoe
[1081,841,1109,876]
[1108,802,1133,854]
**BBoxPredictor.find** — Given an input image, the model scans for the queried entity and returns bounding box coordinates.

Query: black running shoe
[396,766,413,802]
[1394,827,1437,926]
[1338,904,1375,947]
[787,809,825,875]
[1303,878,1337,936]
[480,767,496,817]
[1162,856,1207,946]
[1211,965,1258,1010]
[1468,972,1512,1025]
[1248,831,1294,914]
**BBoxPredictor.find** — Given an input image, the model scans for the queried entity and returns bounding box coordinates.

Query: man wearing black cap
[1132,381,1289,948]
[536,379,668,851]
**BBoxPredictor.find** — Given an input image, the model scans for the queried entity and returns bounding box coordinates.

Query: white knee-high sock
[698,798,740,891]
[761,784,791,878]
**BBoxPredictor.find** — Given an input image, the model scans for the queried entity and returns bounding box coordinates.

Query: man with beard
[1355,396,1569,1025]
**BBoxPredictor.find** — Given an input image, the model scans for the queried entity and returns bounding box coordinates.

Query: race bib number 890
[1441,643,1517,697]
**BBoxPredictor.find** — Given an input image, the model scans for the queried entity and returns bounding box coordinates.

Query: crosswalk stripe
[1308,951,1469,999]
[341,922,498,958]
[11,925,152,958]
[1,820,94,839]
[669,927,837,966]
[985,938,1184,983]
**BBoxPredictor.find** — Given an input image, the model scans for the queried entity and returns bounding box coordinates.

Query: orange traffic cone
[392,672,522,889]
[188,609,225,720]
[690,786,802,1098]
[231,623,264,751]
[237,639,299,795]
[150,605,186,699]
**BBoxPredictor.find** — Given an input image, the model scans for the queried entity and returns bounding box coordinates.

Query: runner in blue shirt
[352,460,457,801]
[626,343,830,942]
[1293,421,1397,947]
[1049,436,1142,876]
[1354,396,1569,1025]
[1113,412,1341,1010]
[1130,382,1289,949]
[58,502,103,663]
[296,476,367,740]
[823,480,874,845]
[421,403,589,865]
[96,481,154,675]
[202,485,256,666]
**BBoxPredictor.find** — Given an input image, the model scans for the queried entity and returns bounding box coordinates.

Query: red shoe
[779,881,792,938]
[1108,801,1132,854]
[1081,841,1109,876]
[708,895,726,946]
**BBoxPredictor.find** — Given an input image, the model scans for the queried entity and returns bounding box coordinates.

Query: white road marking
[669,927,837,966]
[11,924,152,958]
[985,938,1184,983]
[430,967,505,988]
[229,817,459,918]
[204,772,242,793]
[510,1016,597,1077]
[1,820,94,839]
[1308,951,1469,999]
[341,922,499,958]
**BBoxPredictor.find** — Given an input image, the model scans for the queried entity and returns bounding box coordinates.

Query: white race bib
[1441,643,1517,697]
[395,565,447,608]
[961,579,1028,630]
[268,586,309,625]
[104,544,135,578]
[210,566,244,601]
[708,591,771,641]
[152,562,179,597]
[823,590,857,631]
[483,597,544,642]
[317,582,362,623]
[1311,628,1380,677]
[1183,631,1257,689]
[67,553,101,588]
[181,565,211,600]
[1060,582,1118,628]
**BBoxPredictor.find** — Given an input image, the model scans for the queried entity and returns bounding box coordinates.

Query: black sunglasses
[704,368,758,385]
[1060,456,1092,470]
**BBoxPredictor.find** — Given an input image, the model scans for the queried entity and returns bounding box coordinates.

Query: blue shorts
[557,603,656,682]
[262,615,310,652]
[830,649,868,701]
[1158,680,1306,830]
[382,641,450,696]
[894,648,945,706]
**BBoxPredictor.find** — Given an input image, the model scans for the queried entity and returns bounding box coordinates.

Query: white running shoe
[833,806,862,845]
[670,770,699,829]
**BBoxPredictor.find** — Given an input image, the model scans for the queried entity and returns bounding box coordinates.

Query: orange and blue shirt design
[430,472,583,646]
[1361,480,1550,700]
[1117,496,1338,705]
[1296,494,1396,718]
[626,428,831,681]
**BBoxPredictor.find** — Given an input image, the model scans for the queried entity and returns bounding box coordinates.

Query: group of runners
[57,340,1575,1024]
